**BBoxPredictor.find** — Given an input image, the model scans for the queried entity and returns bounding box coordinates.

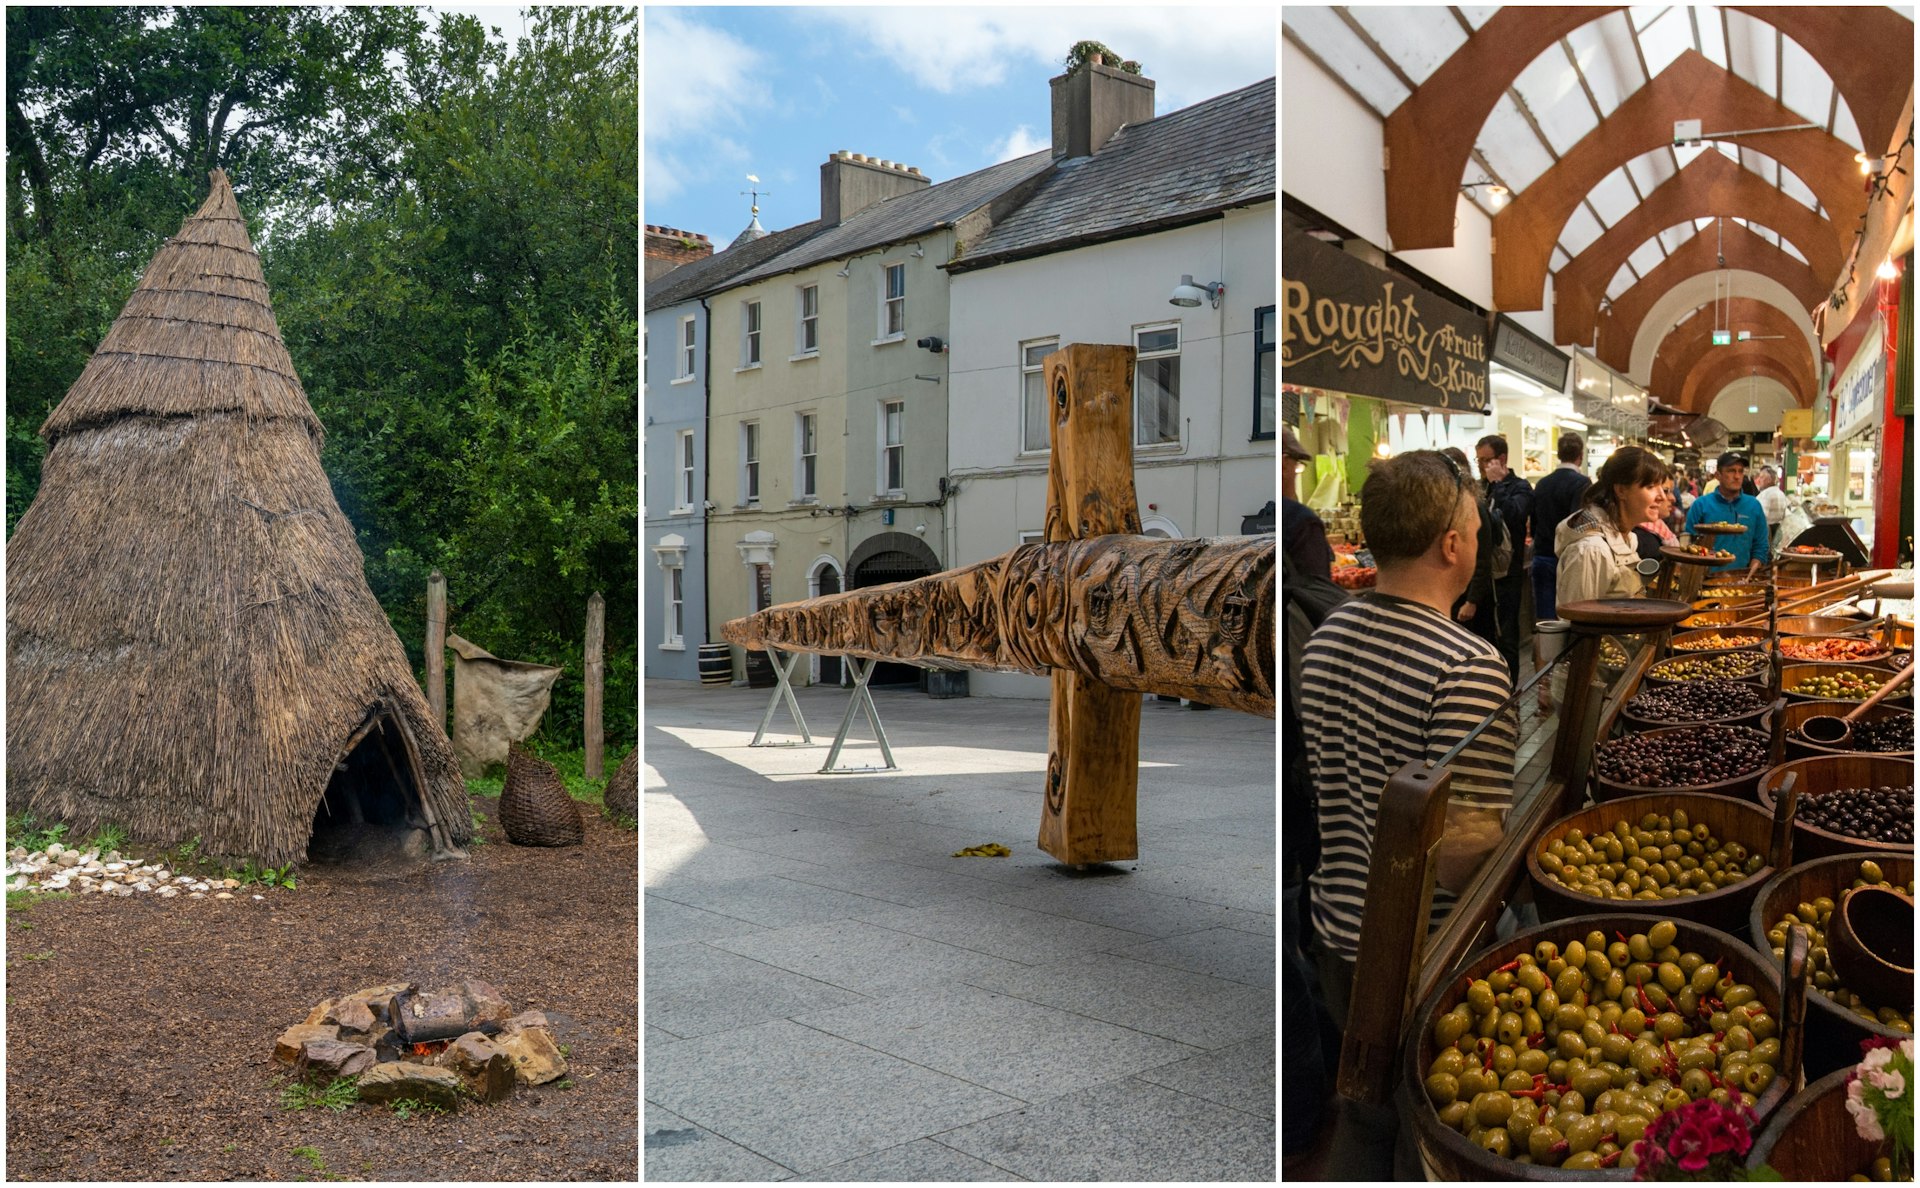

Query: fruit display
[1537,810,1767,902]
[1418,921,1781,1171]
[1331,565,1377,589]
[1787,671,1888,700]
[1595,726,1771,789]
[1600,638,1630,669]
[1795,786,1915,846]
[1780,637,1889,663]
[1762,859,1913,1032]
[1788,715,1914,754]
[1624,680,1768,724]
[1648,653,1767,683]
[1671,632,1762,652]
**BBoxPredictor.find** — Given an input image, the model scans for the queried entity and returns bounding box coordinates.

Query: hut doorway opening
[307,707,437,865]
[848,531,942,690]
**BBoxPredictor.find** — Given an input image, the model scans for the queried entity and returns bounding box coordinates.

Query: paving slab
[647,942,871,1038]
[775,858,1006,909]
[648,873,907,930]
[645,1101,795,1181]
[850,897,1156,966]
[1125,857,1277,914]
[646,1019,1022,1174]
[961,951,1274,1050]
[935,1077,1275,1182]
[1134,1030,1277,1118]
[1110,926,1277,988]
[645,892,771,949]
[794,983,1202,1101]
[792,1139,1026,1181]
[974,877,1244,938]
[645,837,833,888]
[711,917,1031,997]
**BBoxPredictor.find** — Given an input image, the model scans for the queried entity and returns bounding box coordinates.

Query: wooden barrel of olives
[1776,634,1895,666]
[1781,663,1913,704]
[1777,700,1914,761]
[1679,609,1741,630]
[1591,725,1775,805]
[1665,627,1769,656]
[1400,914,1797,1180]
[1527,795,1778,933]
[1776,614,1873,636]
[1748,852,1914,1081]
[1755,756,1915,861]
[1616,699,1771,736]
[1746,1065,1900,1177]
[1643,652,1770,689]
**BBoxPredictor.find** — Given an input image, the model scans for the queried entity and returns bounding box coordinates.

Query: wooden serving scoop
[1799,663,1916,746]
[1826,885,1915,1009]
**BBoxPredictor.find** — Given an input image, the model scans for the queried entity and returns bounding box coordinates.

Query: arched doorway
[847,531,942,689]
[1141,514,1183,539]
[808,555,844,687]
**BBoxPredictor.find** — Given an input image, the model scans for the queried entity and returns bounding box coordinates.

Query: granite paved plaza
[644,677,1276,1181]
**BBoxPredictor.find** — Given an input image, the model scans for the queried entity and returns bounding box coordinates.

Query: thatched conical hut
[7,170,472,865]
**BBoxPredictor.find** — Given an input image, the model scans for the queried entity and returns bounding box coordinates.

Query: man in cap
[1283,428,1334,581]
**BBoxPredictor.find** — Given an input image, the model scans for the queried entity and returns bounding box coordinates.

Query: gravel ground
[5,798,637,1181]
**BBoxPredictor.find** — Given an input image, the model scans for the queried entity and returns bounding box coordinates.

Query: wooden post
[1038,344,1144,866]
[584,590,605,780]
[425,571,448,730]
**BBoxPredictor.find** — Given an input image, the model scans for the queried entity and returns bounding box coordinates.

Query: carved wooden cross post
[1038,344,1145,866]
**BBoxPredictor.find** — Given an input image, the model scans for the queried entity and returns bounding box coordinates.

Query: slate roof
[946,78,1275,274]
[644,217,827,312]
[723,150,1055,288]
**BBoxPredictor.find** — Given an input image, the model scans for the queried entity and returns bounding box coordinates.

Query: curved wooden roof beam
[1680,342,1815,414]
[1494,52,1863,312]
[1554,153,1844,348]
[1688,361,1805,420]
[1598,222,1824,371]
[1630,272,1815,381]
[1650,298,1817,400]
[1384,7,1910,251]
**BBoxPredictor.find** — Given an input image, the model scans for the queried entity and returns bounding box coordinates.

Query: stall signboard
[1281,228,1490,412]
[1490,315,1570,392]
[1831,315,1886,446]
[1779,409,1815,438]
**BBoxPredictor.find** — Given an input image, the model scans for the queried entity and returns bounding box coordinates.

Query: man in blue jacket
[1683,451,1771,577]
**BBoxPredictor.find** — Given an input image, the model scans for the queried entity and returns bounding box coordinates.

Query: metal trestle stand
[818,658,899,774]
[749,647,814,747]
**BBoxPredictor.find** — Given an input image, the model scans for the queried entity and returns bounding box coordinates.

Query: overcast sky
[644,5,1278,246]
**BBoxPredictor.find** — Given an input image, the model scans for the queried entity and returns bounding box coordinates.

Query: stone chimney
[820,152,930,225]
[1050,59,1155,160]
[645,225,713,283]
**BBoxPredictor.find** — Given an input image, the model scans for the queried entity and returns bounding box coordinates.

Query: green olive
[1477,1126,1511,1157]
[1647,921,1677,950]
[1691,963,1721,995]
[1426,1072,1460,1105]
[1562,1150,1604,1170]
[1476,1090,1515,1127]
[1528,1124,1563,1163]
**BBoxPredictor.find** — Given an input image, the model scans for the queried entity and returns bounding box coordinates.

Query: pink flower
[1848,1077,1888,1141]
[1867,1066,1907,1099]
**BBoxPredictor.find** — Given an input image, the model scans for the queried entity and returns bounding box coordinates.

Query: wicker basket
[500,744,584,847]
[603,746,638,820]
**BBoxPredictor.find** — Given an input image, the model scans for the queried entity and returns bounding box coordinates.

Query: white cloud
[643,11,766,209]
[812,7,1276,109]
[986,124,1047,164]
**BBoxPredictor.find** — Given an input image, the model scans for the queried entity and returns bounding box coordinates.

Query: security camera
[703,501,717,511]
[914,523,927,534]
[916,336,946,354]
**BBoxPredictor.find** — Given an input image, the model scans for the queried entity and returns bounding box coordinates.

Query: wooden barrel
[1526,793,1779,932]
[1643,651,1769,687]
[1400,913,1796,1181]
[1777,614,1872,635]
[1616,699,1771,735]
[743,649,775,689]
[1748,852,1914,1080]
[1747,1066,1894,1179]
[1592,725,1774,804]
[1666,627,1769,656]
[1775,634,1895,666]
[1755,755,1915,861]
[1780,663,1913,704]
[1679,609,1741,629]
[697,643,733,686]
[1777,699,1914,761]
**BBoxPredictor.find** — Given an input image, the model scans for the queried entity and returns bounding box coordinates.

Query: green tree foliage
[7,6,638,750]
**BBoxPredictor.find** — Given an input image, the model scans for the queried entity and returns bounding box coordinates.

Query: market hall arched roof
[1282,5,1914,413]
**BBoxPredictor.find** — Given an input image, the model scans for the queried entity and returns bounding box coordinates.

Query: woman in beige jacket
[1555,447,1671,606]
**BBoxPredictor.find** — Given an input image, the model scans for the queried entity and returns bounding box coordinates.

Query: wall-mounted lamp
[910,244,926,258]
[1877,257,1901,281]
[1460,179,1509,209]
[1169,274,1225,309]
[835,261,851,277]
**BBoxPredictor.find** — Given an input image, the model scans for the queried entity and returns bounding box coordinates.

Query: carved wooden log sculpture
[721,533,1276,718]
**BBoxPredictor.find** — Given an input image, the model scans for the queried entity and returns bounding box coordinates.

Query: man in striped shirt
[1299,450,1517,1023]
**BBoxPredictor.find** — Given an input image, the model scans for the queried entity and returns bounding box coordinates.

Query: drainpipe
[700,294,713,647]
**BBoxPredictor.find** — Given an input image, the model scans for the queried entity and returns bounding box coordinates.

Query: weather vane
[741,174,770,216]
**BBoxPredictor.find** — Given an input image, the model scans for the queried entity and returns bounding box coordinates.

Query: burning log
[387,980,514,1045]
[722,534,1276,718]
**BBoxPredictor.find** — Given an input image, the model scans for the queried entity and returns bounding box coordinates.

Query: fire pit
[274,979,569,1110]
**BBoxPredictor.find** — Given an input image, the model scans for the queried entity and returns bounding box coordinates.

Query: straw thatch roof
[7,170,471,864]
